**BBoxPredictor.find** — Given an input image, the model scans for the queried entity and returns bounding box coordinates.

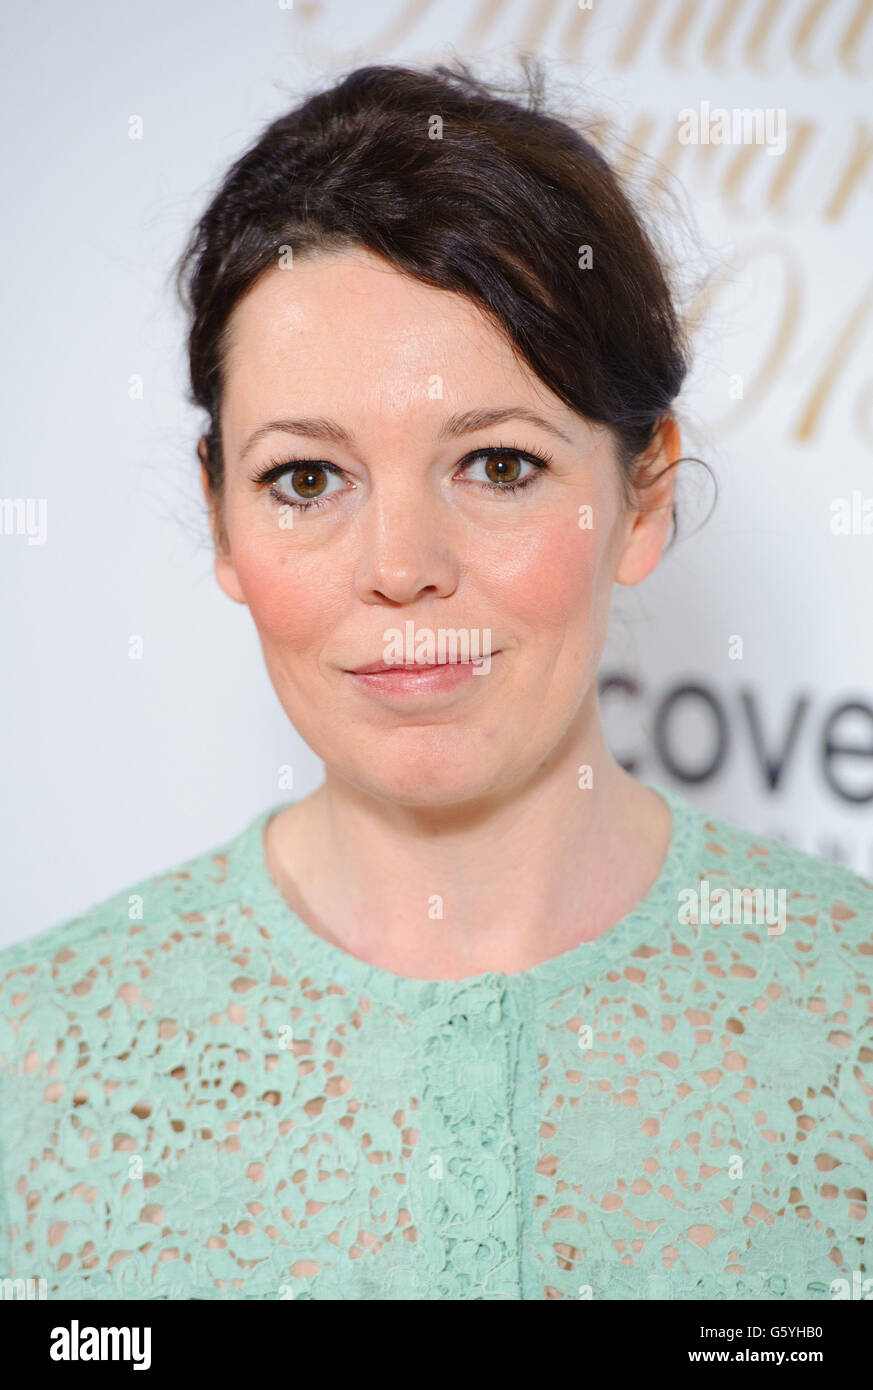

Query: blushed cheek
[230,533,342,656]
[484,520,603,633]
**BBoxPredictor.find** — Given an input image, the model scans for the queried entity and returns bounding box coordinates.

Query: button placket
[410,974,522,1298]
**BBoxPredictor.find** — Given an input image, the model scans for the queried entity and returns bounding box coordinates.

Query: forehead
[220,248,564,436]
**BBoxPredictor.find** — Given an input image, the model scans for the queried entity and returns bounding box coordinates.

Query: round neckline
[235,781,701,1006]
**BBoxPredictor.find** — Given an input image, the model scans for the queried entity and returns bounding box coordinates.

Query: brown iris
[290,465,329,499]
[482,452,522,485]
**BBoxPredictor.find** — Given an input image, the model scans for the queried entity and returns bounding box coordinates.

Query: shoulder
[0,808,271,1003]
[678,795,873,972]
[692,799,872,912]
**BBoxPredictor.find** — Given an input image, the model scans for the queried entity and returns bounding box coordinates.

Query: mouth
[347,658,494,675]
[344,653,500,699]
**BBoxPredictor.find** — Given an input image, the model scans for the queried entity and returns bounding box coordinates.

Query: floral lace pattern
[1,783,870,1300]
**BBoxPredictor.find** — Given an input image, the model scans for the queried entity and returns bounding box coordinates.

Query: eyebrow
[240,417,353,460]
[239,404,575,461]
[438,407,574,447]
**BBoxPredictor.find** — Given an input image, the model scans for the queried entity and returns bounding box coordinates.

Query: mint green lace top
[1,784,871,1301]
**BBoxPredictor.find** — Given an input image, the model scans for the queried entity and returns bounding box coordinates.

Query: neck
[264,710,672,979]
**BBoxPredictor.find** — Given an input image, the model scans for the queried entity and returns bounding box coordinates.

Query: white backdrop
[2,0,872,945]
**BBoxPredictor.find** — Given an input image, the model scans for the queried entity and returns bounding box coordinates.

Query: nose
[353,474,460,606]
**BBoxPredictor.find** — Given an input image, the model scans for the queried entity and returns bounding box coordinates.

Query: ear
[198,435,247,606]
[614,417,681,588]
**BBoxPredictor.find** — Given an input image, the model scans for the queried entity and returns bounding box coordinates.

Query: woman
[1,63,870,1302]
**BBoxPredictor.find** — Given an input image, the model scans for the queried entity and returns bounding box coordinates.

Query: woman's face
[207,248,673,806]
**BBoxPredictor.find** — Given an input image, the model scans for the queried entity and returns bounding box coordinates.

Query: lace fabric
[0,783,870,1300]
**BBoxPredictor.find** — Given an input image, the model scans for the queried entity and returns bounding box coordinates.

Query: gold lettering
[795,279,873,441]
[559,0,598,62]
[520,0,560,51]
[614,114,658,184]
[703,0,747,67]
[663,0,698,69]
[824,120,873,219]
[614,0,662,68]
[744,0,789,72]
[792,0,840,75]
[840,0,873,76]
[852,379,873,450]
[687,242,802,436]
[767,120,815,214]
[298,0,873,79]
[722,143,762,218]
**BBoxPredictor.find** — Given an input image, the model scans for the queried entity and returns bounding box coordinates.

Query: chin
[335,727,513,808]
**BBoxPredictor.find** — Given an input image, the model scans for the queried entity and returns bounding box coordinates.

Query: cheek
[223,495,615,658]
[479,517,604,633]
[228,529,345,654]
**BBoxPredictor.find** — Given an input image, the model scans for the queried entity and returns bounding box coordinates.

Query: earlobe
[614,418,681,588]
[214,549,248,606]
[197,436,248,607]
[614,500,673,587]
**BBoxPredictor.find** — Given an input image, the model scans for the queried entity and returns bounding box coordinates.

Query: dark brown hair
[175,61,704,540]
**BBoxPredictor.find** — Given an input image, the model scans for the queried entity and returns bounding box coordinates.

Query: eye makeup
[248,443,553,513]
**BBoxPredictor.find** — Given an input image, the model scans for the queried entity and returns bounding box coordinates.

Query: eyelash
[250,445,553,513]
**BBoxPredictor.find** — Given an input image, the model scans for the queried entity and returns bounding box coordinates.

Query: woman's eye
[460,449,545,493]
[270,462,345,509]
[259,447,548,513]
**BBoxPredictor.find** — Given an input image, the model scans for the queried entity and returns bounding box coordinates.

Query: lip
[348,659,486,675]
[345,655,499,698]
